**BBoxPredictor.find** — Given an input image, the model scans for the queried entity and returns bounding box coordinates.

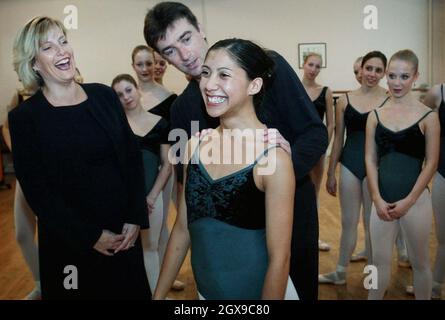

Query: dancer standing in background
[131,45,174,111]
[153,51,168,85]
[301,52,334,252]
[366,49,439,300]
[320,51,388,285]
[353,56,363,85]
[349,55,410,266]
[420,83,445,299]
[112,74,175,294]
[2,87,40,300]
[131,45,185,291]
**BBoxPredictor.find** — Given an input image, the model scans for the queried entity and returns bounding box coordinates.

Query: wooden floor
[0,171,439,300]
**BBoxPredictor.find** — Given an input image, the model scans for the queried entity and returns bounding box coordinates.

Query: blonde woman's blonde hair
[389,49,419,73]
[13,16,67,93]
[303,52,323,65]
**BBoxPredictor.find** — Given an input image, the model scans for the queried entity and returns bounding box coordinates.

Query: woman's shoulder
[382,100,433,119]
[258,144,292,173]
[343,89,359,103]
[81,82,114,96]
[256,144,294,191]
[310,84,326,93]
[414,101,439,130]
[348,88,360,95]
[415,100,436,116]
[9,90,44,117]
[347,88,365,98]
[82,83,124,110]
[320,86,332,98]
[151,83,173,99]
[430,84,443,104]
[158,92,178,106]
[267,144,291,161]
[316,84,328,90]
[166,92,178,100]
[430,83,442,96]
[336,92,350,109]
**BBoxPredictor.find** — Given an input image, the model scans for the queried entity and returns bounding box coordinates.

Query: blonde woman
[366,50,439,299]
[301,52,334,252]
[9,16,150,299]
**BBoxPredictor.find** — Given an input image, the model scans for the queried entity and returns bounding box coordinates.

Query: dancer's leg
[400,190,433,300]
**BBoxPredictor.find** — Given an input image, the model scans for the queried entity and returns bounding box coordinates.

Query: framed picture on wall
[298,43,327,69]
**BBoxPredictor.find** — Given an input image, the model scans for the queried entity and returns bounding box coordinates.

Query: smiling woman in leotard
[319,51,388,285]
[153,38,297,300]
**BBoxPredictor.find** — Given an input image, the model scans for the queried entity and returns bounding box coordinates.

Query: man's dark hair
[144,2,199,52]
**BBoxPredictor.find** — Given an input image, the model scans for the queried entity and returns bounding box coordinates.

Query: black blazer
[8,83,148,251]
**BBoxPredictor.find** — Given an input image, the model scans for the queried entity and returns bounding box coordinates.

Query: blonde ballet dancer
[301,52,334,252]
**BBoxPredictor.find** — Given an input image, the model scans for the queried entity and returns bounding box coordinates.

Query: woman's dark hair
[206,38,275,113]
[144,2,200,52]
[362,50,387,70]
[111,74,138,89]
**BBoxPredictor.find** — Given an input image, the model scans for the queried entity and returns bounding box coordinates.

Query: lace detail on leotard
[185,143,279,229]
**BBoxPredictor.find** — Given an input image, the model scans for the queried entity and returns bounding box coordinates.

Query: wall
[0,0,194,123]
[0,0,431,124]
[431,0,445,84]
[203,0,429,89]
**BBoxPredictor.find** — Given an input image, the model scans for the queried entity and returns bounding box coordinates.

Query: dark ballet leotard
[340,94,389,180]
[135,119,169,194]
[136,94,177,193]
[374,110,433,203]
[148,94,177,122]
[185,143,280,300]
[438,85,445,178]
[312,87,328,121]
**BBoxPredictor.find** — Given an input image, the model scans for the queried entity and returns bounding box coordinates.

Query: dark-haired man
[144,1,328,300]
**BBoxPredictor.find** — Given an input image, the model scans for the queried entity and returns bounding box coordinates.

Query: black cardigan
[8,83,148,251]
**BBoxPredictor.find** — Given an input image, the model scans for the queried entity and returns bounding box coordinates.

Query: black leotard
[312,87,328,121]
[374,110,433,203]
[340,94,389,180]
[135,118,169,194]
